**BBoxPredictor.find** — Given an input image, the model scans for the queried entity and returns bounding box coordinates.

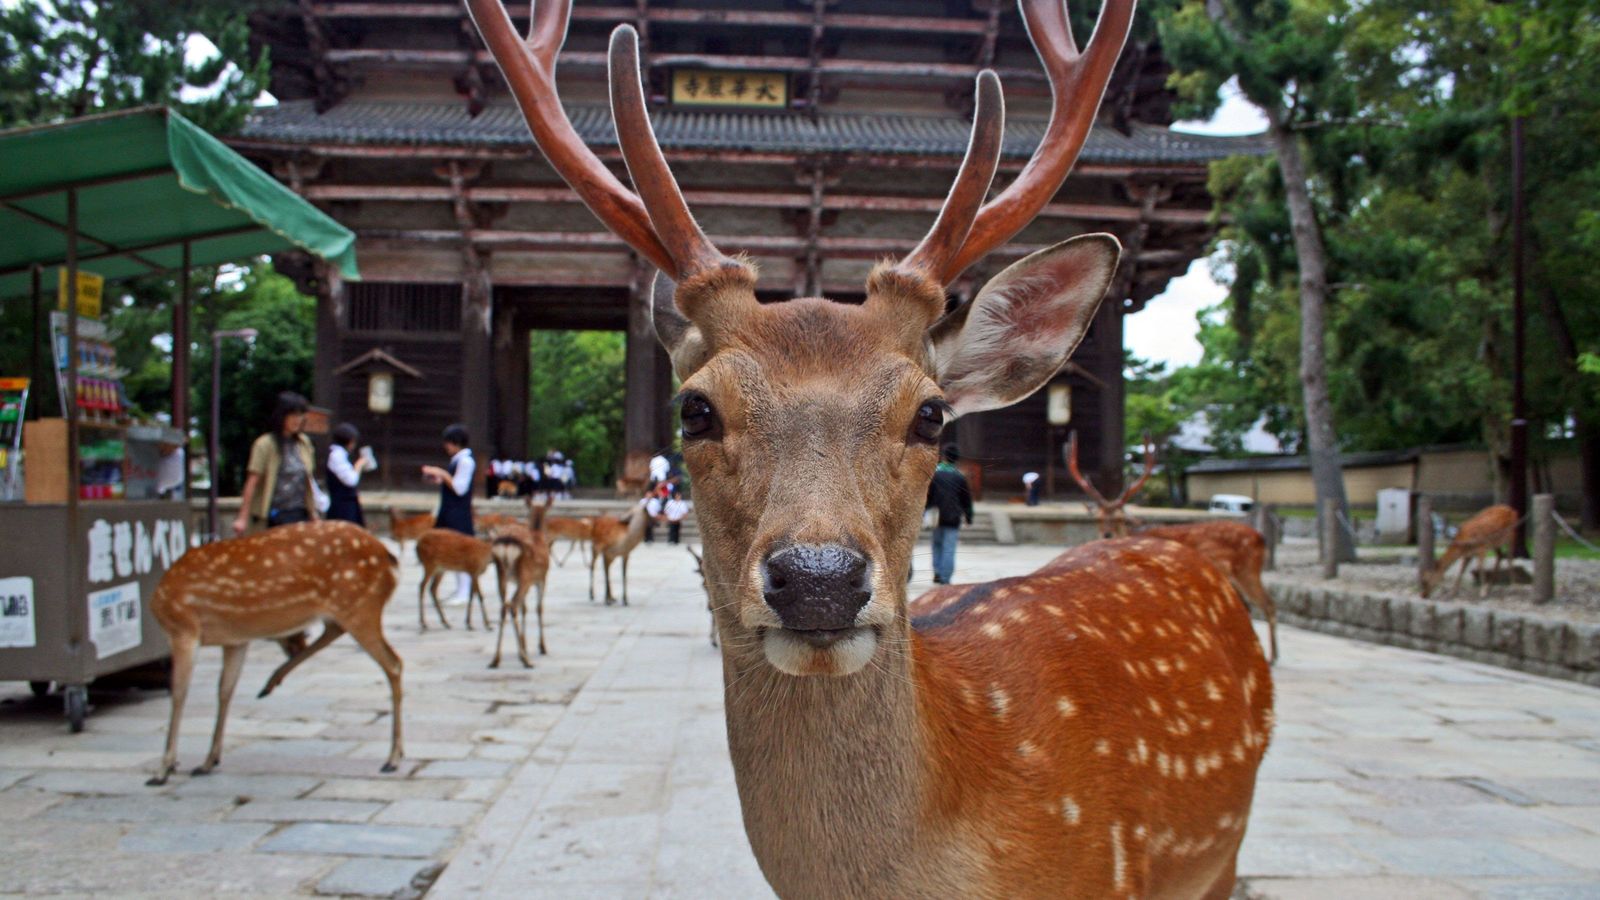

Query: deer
[465,0,1271,895]
[687,545,717,647]
[539,502,595,567]
[1121,521,1279,665]
[414,528,493,630]
[588,504,648,605]
[1421,503,1518,599]
[387,507,434,562]
[487,510,552,668]
[1067,429,1156,539]
[147,521,403,785]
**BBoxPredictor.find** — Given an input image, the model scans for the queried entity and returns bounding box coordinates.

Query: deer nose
[761,543,872,631]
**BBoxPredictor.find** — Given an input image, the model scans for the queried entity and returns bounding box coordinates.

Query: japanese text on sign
[87,582,141,659]
[0,576,35,649]
[671,69,787,108]
[86,517,186,584]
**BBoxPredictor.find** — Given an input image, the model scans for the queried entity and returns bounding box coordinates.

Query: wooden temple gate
[231,0,1261,493]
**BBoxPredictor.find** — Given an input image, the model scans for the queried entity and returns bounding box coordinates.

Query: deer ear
[930,234,1119,417]
[650,271,709,377]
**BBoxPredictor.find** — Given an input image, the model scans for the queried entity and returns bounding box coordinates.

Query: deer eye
[680,393,720,440]
[910,401,947,445]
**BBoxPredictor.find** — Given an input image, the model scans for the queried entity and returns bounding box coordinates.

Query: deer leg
[195,642,249,775]
[603,554,616,606]
[1451,556,1472,596]
[343,619,404,773]
[428,573,453,629]
[470,576,489,631]
[417,570,429,631]
[509,587,532,668]
[621,553,630,606]
[588,549,599,601]
[534,583,547,656]
[148,631,197,786]
[260,622,347,698]
[489,586,510,669]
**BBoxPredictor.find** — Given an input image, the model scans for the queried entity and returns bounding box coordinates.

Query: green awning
[0,106,357,300]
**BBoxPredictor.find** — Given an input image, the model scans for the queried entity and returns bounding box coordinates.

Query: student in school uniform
[662,487,691,546]
[420,424,476,601]
[325,422,373,526]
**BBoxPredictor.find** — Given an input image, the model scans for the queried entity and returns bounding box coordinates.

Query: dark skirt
[327,496,365,526]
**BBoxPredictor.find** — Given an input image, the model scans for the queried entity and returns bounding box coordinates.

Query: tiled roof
[239,100,1268,164]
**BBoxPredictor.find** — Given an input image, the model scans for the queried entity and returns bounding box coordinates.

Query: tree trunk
[1266,103,1357,561]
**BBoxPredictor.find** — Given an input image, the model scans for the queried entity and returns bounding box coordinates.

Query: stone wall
[1266,577,1600,687]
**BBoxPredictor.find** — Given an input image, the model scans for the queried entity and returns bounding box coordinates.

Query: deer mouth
[760,625,879,677]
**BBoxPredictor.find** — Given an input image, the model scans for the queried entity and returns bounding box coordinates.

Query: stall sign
[57,268,105,319]
[87,582,140,659]
[671,69,787,108]
[0,576,35,649]
[85,517,187,584]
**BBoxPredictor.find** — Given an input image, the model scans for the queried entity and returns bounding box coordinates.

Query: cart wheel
[64,685,88,733]
[29,681,51,698]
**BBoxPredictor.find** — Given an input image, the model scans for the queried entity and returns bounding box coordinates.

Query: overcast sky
[1124,82,1268,370]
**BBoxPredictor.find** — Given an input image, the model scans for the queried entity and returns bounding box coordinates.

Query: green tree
[1158,0,1361,558]
[0,0,267,130]
[526,331,628,487]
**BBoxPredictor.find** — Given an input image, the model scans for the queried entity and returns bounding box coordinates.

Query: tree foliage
[526,331,628,487]
[0,0,267,131]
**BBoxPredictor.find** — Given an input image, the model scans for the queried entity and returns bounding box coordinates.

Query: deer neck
[719,613,972,898]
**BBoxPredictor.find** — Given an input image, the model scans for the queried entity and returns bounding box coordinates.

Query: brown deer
[414,529,492,630]
[1421,503,1518,599]
[588,504,648,605]
[466,0,1271,895]
[488,516,551,668]
[475,511,522,534]
[1067,429,1156,538]
[147,521,403,785]
[1127,520,1280,664]
[539,508,595,567]
[387,507,434,562]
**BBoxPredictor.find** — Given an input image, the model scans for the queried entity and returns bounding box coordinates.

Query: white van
[1207,494,1255,516]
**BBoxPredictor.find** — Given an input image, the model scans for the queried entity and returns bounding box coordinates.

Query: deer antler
[1065,431,1109,507]
[899,71,1005,280]
[1120,432,1156,506]
[462,0,728,282]
[937,0,1136,284]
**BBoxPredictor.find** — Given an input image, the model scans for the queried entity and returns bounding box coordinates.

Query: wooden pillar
[624,271,671,486]
[460,279,493,455]
[1533,493,1555,602]
[1095,298,1126,496]
[492,303,530,460]
[312,261,343,415]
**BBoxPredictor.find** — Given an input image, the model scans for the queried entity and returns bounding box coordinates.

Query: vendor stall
[0,107,357,729]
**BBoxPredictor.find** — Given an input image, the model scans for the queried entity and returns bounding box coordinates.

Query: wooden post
[1322,498,1339,580]
[1417,495,1435,582]
[1533,493,1555,603]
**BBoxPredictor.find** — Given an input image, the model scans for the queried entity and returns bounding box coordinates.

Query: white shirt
[664,498,690,521]
[329,445,361,487]
[449,448,475,497]
[649,455,670,482]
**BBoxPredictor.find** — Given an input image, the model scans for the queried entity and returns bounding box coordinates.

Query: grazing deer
[1067,430,1156,538]
[588,505,648,605]
[542,513,595,567]
[147,521,403,785]
[415,529,492,630]
[687,545,717,647]
[476,511,522,534]
[466,0,1271,895]
[387,507,434,562]
[1421,503,1518,599]
[1128,521,1279,664]
[488,516,551,668]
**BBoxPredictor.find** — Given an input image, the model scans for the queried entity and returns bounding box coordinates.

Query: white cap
[1022,472,1040,485]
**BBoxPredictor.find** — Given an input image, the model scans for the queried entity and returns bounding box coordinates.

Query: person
[420,424,476,601]
[925,444,974,584]
[662,485,691,546]
[1023,471,1042,507]
[648,452,670,488]
[642,481,668,543]
[234,391,319,536]
[326,422,373,525]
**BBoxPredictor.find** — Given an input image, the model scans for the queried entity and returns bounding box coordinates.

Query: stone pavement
[3,542,1600,898]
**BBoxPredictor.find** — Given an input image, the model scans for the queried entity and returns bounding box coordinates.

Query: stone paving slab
[4,542,1600,897]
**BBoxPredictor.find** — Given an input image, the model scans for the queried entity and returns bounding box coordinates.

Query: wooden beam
[301,183,1214,224]
[309,3,992,35]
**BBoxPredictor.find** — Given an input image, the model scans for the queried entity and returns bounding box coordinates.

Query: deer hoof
[145,770,172,787]
[380,762,398,774]
[488,659,500,669]
[190,764,215,777]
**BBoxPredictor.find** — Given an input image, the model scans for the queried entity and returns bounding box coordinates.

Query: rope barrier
[1553,511,1600,554]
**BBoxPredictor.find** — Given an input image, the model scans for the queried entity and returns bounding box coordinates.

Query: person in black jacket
[925,444,974,584]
